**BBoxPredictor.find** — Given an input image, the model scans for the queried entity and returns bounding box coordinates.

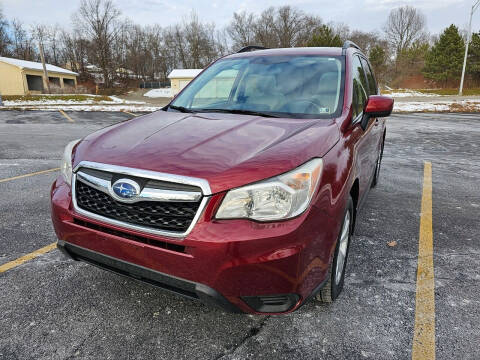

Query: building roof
[0,57,78,76]
[167,69,203,79]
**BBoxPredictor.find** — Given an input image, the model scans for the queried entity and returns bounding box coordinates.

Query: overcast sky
[1,0,479,36]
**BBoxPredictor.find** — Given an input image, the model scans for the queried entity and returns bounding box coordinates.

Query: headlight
[60,139,81,186]
[216,158,323,221]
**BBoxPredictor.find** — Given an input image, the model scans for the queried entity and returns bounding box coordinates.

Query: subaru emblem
[111,179,140,200]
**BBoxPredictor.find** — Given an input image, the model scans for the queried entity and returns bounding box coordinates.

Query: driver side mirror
[360,95,394,130]
[364,95,394,118]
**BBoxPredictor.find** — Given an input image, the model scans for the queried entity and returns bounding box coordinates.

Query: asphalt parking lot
[0,110,479,359]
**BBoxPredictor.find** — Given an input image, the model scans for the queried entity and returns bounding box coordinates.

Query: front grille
[75,180,201,233]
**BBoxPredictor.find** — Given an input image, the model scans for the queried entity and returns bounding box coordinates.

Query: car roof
[225,47,344,59]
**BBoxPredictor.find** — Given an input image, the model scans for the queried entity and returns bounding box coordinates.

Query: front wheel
[316,196,353,303]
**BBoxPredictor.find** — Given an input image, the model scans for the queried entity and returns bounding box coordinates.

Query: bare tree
[0,5,11,56]
[329,22,350,43]
[384,6,427,55]
[349,30,388,56]
[274,6,306,47]
[233,7,321,49]
[253,8,278,48]
[60,30,89,77]
[11,19,36,60]
[227,12,255,50]
[215,28,230,57]
[76,0,121,87]
[183,12,218,68]
[48,25,61,65]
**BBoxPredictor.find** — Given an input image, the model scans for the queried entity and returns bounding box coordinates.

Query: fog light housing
[242,293,300,313]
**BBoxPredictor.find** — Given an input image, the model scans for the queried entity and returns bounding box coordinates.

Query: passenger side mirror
[364,95,394,118]
[360,96,394,130]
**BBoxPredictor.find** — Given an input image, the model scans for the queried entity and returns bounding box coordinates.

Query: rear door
[351,55,377,195]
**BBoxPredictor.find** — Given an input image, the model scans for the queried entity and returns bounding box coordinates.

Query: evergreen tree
[397,41,430,76]
[423,24,465,86]
[467,32,480,83]
[369,45,388,83]
[307,25,342,47]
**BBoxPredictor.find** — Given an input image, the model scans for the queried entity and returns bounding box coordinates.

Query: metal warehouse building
[0,57,78,95]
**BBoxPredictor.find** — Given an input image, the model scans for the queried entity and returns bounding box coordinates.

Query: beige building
[0,57,78,95]
[168,69,203,95]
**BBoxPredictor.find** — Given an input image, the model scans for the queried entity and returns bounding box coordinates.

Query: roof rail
[342,41,361,54]
[237,45,268,53]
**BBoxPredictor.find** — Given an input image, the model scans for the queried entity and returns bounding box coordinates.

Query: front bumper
[51,176,338,314]
[57,240,242,312]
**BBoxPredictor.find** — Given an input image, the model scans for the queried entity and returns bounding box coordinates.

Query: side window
[360,57,377,95]
[352,56,368,119]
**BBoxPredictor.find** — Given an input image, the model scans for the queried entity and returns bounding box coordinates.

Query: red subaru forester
[51,42,393,314]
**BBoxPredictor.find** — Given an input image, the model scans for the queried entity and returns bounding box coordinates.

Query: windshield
[169,55,345,119]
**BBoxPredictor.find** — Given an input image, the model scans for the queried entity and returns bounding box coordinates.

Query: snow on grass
[394,100,480,112]
[144,88,172,98]
[382,89,438,97]
[1,104,163,112]
[2,94,147,107]
[2,92,479,113]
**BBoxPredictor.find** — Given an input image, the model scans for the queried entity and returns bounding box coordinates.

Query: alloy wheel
[335,211,351,285]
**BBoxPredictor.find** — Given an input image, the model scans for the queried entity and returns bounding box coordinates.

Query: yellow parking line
[0,243,57,274]
[123,110,137,117]
[412,161,435,360]
[0,167,60,183]
[59,109,74,122]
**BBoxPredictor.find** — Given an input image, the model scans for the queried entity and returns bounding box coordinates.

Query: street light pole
[459,0,480,96]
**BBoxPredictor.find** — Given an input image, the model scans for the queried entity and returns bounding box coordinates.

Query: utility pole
[38,40,51,94]
[459,0,480,96]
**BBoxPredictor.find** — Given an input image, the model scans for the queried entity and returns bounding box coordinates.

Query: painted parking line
[0,243,57,274]
[412,161,435,360]
[122,110,137,117]
[59,110,74,123]
[0,167,60,183]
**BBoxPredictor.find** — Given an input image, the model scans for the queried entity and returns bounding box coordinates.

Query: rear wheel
[371,138,385,188]
[316,196,353,303]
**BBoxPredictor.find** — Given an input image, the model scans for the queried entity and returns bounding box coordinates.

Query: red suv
[51,42,393,314]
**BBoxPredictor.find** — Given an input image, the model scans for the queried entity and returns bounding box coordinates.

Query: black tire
[371,138,385,188]
[316,196,354,303]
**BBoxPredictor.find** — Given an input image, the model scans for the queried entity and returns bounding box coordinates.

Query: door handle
[374,118,379,126]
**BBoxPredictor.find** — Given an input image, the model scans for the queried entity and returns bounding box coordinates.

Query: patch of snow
[167,69,202,78]
[394,100,480,112]
[108,95,145,104]
[1,105,162,112]
[3,95,146,107]
[144,88,172,98]
[0,56,78,75]
[384,90,438,98]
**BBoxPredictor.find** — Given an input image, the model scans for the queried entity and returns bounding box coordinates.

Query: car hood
[74,111,340,194]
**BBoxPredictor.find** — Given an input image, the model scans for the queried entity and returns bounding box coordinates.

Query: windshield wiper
[167,105,194,113]
[197,108,281,118]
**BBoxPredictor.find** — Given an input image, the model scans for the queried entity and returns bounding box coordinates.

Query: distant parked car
[51,42,393,314]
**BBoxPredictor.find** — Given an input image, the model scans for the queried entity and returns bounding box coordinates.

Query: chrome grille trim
[76,171,202,203]
[73,161,212,195]
[71,161,210,239]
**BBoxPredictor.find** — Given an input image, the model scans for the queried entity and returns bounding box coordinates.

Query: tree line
[0,1,479,89]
